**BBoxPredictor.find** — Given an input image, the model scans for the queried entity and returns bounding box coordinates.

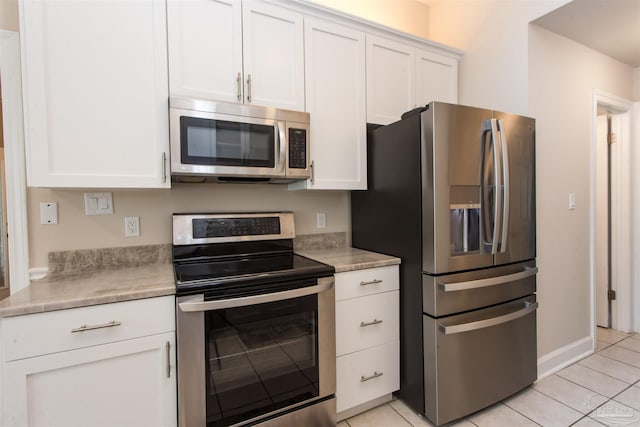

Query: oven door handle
[178,276,334,312]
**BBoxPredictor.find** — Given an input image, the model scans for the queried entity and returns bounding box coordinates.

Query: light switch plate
[84,192,114,215]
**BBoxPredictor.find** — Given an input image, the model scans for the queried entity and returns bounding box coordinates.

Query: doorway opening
[591,90,633,338]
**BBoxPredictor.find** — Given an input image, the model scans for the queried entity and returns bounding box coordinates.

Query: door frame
[590,89,633,338]
[0,30,30,294]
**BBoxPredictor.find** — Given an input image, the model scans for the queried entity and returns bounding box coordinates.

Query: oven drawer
[424,295,537,425]
[335,265,399,301]
[336,290,399,356]
[2,296,175,362]
[336,340,399,413]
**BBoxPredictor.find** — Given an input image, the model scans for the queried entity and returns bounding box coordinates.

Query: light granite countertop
[0,245,399,319]
[0,263,175,318]
[298,247,401,273]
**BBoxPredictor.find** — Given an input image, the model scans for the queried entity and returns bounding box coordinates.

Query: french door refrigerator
[352,102,537,426]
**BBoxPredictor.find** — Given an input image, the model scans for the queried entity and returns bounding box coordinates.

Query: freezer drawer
[423,260,536,317]
[423,295,537,426]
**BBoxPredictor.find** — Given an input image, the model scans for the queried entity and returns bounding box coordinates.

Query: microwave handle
[277,123,286,173]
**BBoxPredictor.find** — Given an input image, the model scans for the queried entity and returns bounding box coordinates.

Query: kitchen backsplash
[28,184,351,269]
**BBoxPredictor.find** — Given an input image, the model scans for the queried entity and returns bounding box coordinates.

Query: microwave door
[425,103,494,275]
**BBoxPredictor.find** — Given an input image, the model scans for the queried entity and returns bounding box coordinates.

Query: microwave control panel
[288,128,307,169]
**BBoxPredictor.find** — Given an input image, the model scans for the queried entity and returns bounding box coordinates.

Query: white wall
[428,0,568,115]
[529,26,634,352]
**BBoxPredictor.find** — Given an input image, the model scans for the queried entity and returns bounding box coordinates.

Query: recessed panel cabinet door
[242,1,305,110]
[167,0,243,103]
[366,35,415,125]
[3,333,177,427]
[415,49,458,106]
[19,0,170,188]
[294,19,366,190]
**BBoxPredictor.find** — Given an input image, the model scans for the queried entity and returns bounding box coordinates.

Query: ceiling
[532,0,640,67]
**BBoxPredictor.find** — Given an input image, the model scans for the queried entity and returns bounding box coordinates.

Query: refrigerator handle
[437,266,538,292]
[439,301,538,334]
[497,119,510,253]
[481,119,502,254]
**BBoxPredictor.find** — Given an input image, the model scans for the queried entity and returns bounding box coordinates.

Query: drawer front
[336,291,399,356]
[335,265,398,301]
[2,296,175,362]
[336,340,399,413]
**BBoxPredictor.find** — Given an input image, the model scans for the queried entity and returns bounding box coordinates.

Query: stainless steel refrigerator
[351,102,537,426]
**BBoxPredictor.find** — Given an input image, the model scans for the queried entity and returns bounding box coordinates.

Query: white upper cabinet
[20,0,170,188]
[366,35,416,126]
[415,48,458,107]
[366,35,459,125]
[290,18,366,190]
[167,0,305,111]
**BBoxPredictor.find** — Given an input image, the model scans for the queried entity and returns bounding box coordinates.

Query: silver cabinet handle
[438,266,537,292]
[310,160,315,183]
[236,72,242,101]
[361,371,383,382]
[360,279,382,286]
[71,320,121,333]
[166,341,171,378]
[246,74,252,103]
[162,152,167,183]
[439,301,538,335]
[179,277,334,312]
[360,319,383,327]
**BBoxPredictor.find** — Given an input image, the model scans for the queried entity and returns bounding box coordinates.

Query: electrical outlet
[124,216,140,237]
[316,212,326,229]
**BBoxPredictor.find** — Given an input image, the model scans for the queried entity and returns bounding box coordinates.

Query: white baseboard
[537,335,594,380]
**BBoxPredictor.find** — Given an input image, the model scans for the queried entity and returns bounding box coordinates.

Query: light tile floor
[338,328,640,427]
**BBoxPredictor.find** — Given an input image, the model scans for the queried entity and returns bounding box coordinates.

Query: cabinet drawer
[336,340,399,413]
[335,265,398,301]
[2,296,175,362]
[336,291,399,356]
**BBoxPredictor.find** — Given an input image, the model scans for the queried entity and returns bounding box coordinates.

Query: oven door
[170,107,286,180]
[176,277,335,427]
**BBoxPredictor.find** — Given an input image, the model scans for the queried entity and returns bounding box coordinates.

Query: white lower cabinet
[335,265,400,417]
[1,296,176,426]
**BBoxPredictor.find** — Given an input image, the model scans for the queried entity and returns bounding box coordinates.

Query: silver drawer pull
[360,279,382,286]
[361,371,383,382]
[360,319,383,327]
[71,320,122,333]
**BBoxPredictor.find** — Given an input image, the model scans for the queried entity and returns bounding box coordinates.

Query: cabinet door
[366,35,415,125]
[3,333,176,427]
[415,48,458,105]
[295,18,366,190]
[20,0,170,188]
[167,0,243,103]
[242,1,305,111]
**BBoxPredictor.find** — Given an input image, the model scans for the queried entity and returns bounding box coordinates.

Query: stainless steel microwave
[169,98,310,183]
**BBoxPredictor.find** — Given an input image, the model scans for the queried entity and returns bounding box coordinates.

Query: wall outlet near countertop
[124,216,140,237]
[316,212,326,229]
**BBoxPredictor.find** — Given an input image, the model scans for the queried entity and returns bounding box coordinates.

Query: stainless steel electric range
[173,212,336,427]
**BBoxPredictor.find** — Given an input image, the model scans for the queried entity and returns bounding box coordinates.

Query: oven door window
[180,116,275,167]
[205,294,319,426]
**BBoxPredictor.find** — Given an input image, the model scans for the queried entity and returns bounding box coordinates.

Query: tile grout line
[523,382,591,421]
[499,398,544,426]
[593,351,640,371]
[386,402,417,426]
[575,358,640,384]
[555,368,629,398]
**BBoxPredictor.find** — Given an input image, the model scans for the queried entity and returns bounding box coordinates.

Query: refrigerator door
[422,102,494,274]
[423,295,538,426]
[493,111,536,266]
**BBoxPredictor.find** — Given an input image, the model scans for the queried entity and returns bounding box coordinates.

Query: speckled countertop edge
[0,263,175,318]
[297,247,401,273]
[0,244,399,318]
